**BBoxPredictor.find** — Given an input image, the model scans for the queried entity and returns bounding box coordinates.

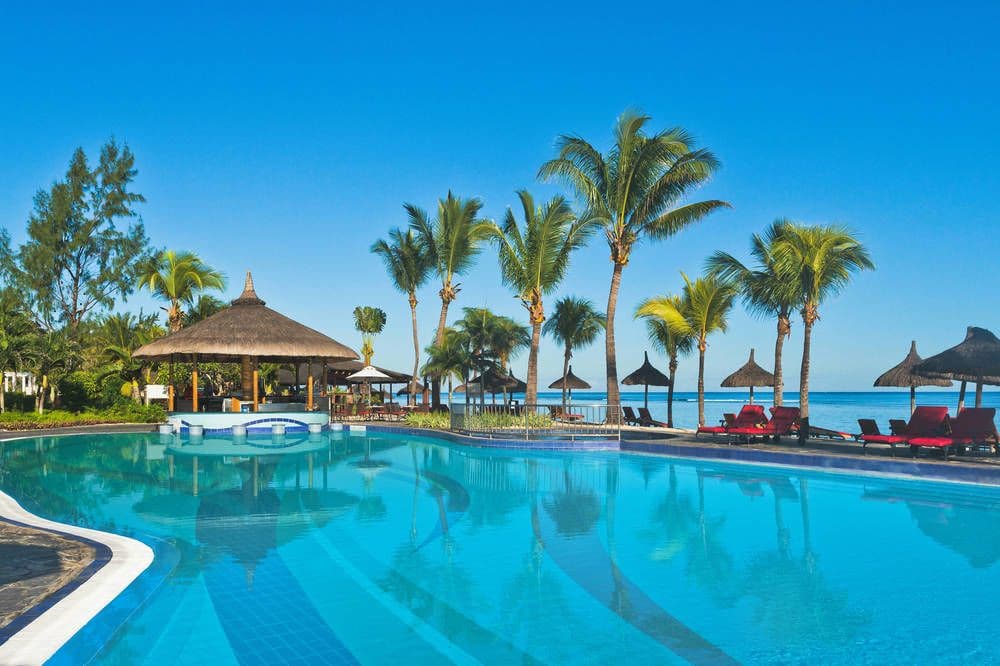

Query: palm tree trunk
[798,315,814,445]
[431,297,450,409]
[697,344,706,426]
[409,293,420,407]
[774,312,790,407]
[526,320,541,405]
[561,346,571,409]
[605,262,625,418]
[667,354,678,428]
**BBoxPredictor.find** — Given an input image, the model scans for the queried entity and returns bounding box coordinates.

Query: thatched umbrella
[548,366,591,403]
[397,380,425,396]
[133,272,357,411]
[874,341,952,414]
[457,368,525,404]
[720,349,775,405]
[915,327,1000,409]
[622,351,671,409]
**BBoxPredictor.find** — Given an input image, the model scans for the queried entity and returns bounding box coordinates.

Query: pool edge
[0,490,153,665]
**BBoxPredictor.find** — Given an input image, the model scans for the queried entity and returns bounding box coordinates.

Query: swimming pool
[2,430,999,664]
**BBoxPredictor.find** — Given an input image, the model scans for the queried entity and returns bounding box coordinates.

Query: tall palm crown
[539,110,729,409]
[138,250,225,332]
[637,274,736,426]
[543,296,605,405]
[639,295,695,427]
[96,312,163,402]
[707,219,802,406]
[352,306,387,366]
[490,191,597,403]
[773,224,873,440]
[372,228,433,404]
[421,327,474,405]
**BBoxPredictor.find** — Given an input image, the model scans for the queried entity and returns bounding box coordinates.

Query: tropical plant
[539,110,729,410]
[454,308,529,405]
[0,291,37,413]
[138,250,226,332]
[543,296,605,407]
[636,273,736,426]
[352,306,387,365]
[407,192,492,406]
[490,191,597,404]
[29,329,80,413]
[185,294,227,325]
[94,312,164,402]
[637,296,695,427]
[421,328,474,408]
[372,228,433,404]
[707,219,802,407]
[773,224,873,443]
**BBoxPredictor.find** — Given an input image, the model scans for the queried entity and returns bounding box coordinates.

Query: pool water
[2,431,1000,664]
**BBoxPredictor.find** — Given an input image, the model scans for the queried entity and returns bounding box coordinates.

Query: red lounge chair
[889,419,908,436]
[621,406,640,426]
[727,406,800,444]
[697,405,766,436]
[858,406,949,454]
[907,407,999,458]
[855,418,881,441]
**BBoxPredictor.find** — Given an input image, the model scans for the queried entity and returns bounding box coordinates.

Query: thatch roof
[323,360,410,385]
[915,327,1000,385]
[133,273,358,363]
[396,381,425,396]
[621,352,670,387]
[874,341,952,388]
[721,349,775,388]
[456,368,526,394]
[548,366,591,390]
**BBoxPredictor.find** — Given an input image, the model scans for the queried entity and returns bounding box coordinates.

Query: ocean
[445,390,1000,433]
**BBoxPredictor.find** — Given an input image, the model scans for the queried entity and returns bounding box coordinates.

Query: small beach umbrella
[873,341,952,414]
[548,365,591,403]
[347,365,392,403]
[622,351,671,410]
[915,327,1000,409]
[396,380,425,396]
[720,349,775,405]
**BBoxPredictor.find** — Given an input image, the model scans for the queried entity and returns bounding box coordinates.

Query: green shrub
[0,404,165,430]
[58,371,101,411]
[464,412,553,430]
[403,411,450,429]
[1,392,34,412]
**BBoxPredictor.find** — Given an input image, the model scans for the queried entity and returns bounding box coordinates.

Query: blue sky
[2,2,998,392]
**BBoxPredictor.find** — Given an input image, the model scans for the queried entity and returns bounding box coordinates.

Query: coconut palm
[138,250,226,332]
[636,273,736,426]
[407,192,492,407]
[707,219,802,407]
[372,228,433,405]
[185,295,227,326]
[637,296,695,427]
[95,312,164,402]
[421,328,474,408]
[352,306,387,365]
[453,308,528,404]
[773,224,873,443]
[490,191,597,404]
[539,110,729,410]
[543,296,605,407]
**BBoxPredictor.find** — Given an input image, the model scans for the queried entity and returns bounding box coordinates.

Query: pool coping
[0,436,154,665]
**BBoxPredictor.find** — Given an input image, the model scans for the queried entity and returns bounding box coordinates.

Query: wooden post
[192,355,199,412]
[168,354,175,411]
[252,364,259,412]
[749,385,755,405]
[307,373,314,411]
[976,381,983,409]
[958,380,967,411]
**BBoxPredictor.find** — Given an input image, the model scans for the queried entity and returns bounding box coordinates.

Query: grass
[0,403,166,431]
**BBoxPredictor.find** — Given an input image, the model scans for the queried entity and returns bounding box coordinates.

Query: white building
[2,371,37,395]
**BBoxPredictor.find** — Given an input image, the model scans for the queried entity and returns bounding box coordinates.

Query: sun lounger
[726,406,800,444]
[637,407,667,428]
[622,406,641,426]
[857,406,949,455]
[855,418,881,441]
[907,407,999,458]
[802,424,851,440]
[696,405,765,436]
[889,419,908,436]
[548,405,585,422]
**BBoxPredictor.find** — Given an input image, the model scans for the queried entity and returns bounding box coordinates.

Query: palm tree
[636,273,736,426]
[372,228,433,405]
[407,192,492,407]
[352,306,387,365]
[707,219,802,406]
[185,295,227,325]
[95,312,164,402]
[421,328,474,409]
[29,329,79,413]
[453,308,529,404]
[138,250,226,332]
[539,110,730,411]
[543,296,605,407]
[774,224,873,443]
[490,191,597,404]
[637,296,694,427]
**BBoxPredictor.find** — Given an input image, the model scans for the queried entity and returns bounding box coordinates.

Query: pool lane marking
[0,490,154,666]
[532,501,738,666]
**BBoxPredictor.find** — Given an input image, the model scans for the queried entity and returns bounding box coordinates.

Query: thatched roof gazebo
[456,368,525,403]
[548,366,590,402]
[622,351,671,409]
[915,326,1000,409]
[133,272,358,412]
[720,349,775,405]
[874,341,952,414]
